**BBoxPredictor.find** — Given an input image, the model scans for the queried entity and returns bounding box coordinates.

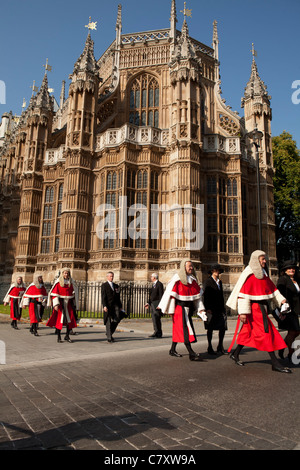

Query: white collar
[187,275,196,284]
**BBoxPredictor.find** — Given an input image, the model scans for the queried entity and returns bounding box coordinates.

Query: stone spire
[72,33,98,75]
[59,80,66,110]
[177,18,197,59]
[116,3,122,46]
[212,20,219,61]
[35,73,53,110]
[111,4,122,92]
[170,0,178,43]
[242,50,271,107]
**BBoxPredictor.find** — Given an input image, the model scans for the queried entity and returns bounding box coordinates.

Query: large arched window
[129,74,159,127]
[41,183,64,254]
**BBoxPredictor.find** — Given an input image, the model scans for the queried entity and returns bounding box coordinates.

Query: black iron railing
[76,282,152,319]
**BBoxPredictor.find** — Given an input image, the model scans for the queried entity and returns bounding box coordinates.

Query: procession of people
[2,252,299,373]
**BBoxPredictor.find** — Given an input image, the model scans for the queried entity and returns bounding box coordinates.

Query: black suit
[203,277,227,331]
[203,276,227,353]
[277,274,300,331]
[148,280,164,337]
[101,281,123,341]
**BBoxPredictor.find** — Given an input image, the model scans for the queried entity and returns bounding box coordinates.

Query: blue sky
[1,0,299,146]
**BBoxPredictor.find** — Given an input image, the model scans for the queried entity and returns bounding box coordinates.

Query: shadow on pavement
[0,411,175,450]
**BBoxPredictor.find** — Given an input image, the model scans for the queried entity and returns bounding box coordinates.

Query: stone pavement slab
[0,314,299,452]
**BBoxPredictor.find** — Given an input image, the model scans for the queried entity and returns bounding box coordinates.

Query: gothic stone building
[0,1,276,288]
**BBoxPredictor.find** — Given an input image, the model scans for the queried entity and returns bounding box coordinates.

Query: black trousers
[150,303,162,336]
[105,307,120,340]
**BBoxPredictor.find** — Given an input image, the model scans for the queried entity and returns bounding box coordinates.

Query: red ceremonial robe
[230,274,286,352]
[46,282,77,331]
[171,280,200,344]
[6,286,26,320]
[23,284,48,324]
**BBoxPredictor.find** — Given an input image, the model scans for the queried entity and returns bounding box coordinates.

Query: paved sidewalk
[0,314,299,451]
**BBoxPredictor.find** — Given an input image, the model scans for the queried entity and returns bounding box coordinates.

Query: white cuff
[169,297,176,314]
[197,311,207,321]
[237,297,251,315]
[52,296,60,307]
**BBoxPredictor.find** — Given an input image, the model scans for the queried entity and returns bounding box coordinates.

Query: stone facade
[0,1,277,288]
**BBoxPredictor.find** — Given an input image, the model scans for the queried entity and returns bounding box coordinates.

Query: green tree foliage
[272,131,300,262]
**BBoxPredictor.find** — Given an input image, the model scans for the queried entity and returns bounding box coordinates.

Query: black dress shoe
[217,347,228,355]
[169,350,182,357]
[189,353,203,361]
[64,336,73,343]
[229,353,244,366]
[149,333,157,337]
[272,365,292,373]
[207,347,217,355]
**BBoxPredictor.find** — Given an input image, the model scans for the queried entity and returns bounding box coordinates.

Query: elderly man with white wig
[227,250,291,373]
[158,259,207,361]
[46,268,78,343]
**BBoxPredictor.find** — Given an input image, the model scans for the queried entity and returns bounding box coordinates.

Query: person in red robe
[21,274,48,336]
[158,259,207,361]
[46,268,78,343]
[227,250,292,373]
[3,277,26,329]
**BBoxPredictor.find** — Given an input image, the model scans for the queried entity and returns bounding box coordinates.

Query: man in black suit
[203,264,227,355]
[145,273,164,338]
[101,271,125,342]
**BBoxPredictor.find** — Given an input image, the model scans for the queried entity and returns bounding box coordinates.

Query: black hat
[208,263,224,275]
[281,260,297,271]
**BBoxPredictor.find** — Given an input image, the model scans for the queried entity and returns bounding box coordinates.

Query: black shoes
[169,350,182,357]
[229,353,245,366]
[217,347,228,355]
[272,365,292,373]
[149,333,162,338]
[169,350,203,360]
[230,352,292,373]
[207,347,217,355]
[64,336,73,343]
[56,332,73,343]
[30,325,39,336]
[189,353,203,361]
[208,346,228,355]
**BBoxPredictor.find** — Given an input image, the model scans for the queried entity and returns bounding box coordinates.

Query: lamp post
[246,126,264,250]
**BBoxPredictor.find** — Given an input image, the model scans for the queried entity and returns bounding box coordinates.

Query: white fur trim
[170,291,201,302]
[226,266,252,311]
[52,296,60,308]
[273,289,286,307]
[237,297,251,315]
[168,298,176,314]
